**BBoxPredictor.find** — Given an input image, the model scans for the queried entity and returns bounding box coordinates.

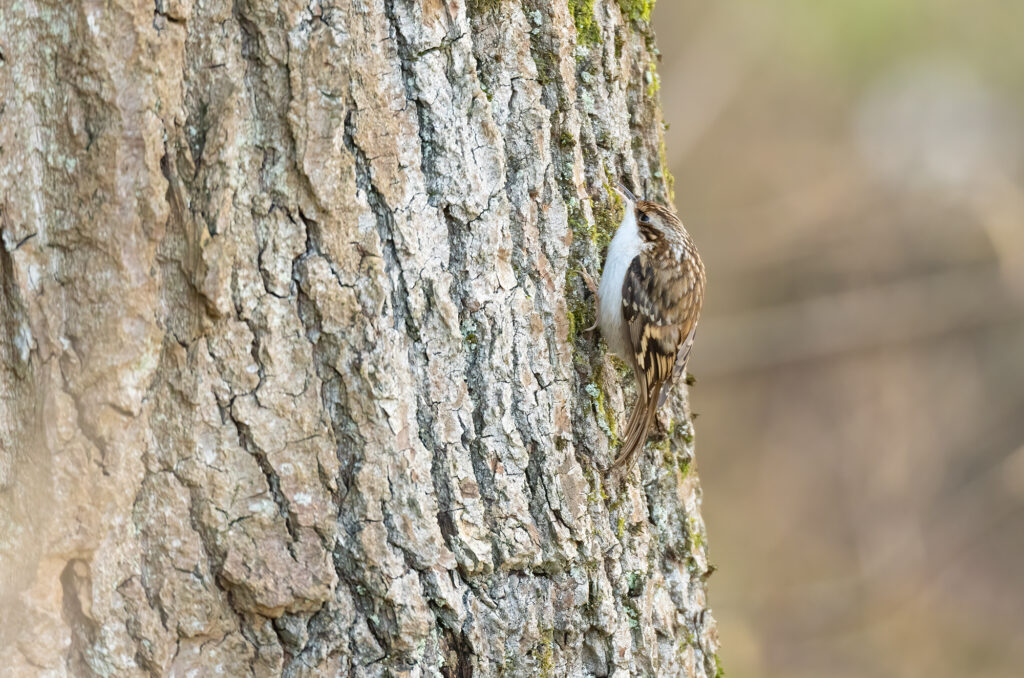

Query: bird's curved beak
[615,182,638,203]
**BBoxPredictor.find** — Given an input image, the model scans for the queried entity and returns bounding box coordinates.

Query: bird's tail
[612,384,662,476]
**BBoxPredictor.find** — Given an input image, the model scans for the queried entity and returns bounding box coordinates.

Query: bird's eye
[638,212,651,224]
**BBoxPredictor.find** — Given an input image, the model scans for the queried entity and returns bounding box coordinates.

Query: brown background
[654,2,1024,676]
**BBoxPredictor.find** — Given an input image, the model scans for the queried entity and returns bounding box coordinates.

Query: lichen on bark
[0,0,718,676]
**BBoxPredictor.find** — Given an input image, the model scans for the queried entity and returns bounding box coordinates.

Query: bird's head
[614,183,688,244]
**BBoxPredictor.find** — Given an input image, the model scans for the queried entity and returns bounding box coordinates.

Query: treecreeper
[596,184,706,476]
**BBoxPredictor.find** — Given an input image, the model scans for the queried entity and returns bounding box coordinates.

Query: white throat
[597,201,642,359]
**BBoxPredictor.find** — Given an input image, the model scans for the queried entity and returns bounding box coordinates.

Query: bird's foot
[579,269,601,333]
[580,268,599,296]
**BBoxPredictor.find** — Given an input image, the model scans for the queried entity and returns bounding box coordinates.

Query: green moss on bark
[617,0,655,23]
[569,0,601,46]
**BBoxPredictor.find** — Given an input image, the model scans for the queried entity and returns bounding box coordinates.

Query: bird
[596,183,706,476]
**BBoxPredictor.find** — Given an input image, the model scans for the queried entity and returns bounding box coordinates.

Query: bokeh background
[652,2,1024,677]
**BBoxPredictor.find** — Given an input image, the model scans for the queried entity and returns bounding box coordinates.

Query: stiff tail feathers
[611,383,662,475]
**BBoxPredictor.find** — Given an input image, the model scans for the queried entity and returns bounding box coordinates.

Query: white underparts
[597,200,642,360]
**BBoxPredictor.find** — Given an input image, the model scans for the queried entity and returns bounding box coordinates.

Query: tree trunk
[0,0,718,675]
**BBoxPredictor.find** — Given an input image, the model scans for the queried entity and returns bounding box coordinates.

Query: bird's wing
[622,249,703,406]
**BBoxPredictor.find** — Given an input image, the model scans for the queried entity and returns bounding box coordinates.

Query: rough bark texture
[0,0,718,675]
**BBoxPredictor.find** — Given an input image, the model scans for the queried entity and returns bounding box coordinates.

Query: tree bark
[0,0,718,675]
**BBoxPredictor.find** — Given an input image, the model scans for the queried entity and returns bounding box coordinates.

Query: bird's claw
[580,268,599,296]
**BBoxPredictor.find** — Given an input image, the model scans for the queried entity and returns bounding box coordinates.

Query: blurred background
[652,2,1024,677]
